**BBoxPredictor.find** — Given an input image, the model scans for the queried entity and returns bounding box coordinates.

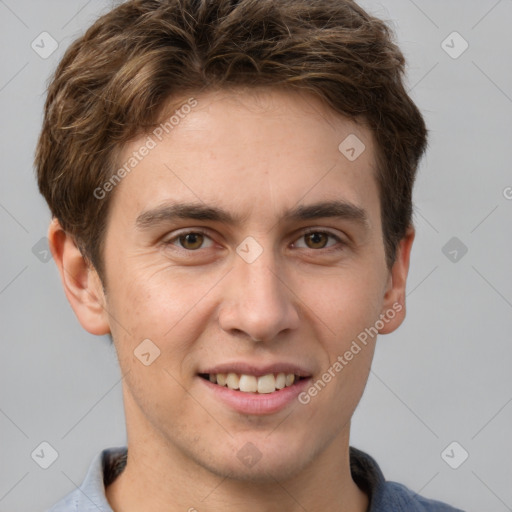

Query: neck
[107,443,368,511]
[106,393,368,512]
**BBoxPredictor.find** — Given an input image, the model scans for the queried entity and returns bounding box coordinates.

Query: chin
[193,434,313,483]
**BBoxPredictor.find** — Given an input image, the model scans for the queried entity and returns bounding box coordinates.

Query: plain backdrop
[0,1,511,511]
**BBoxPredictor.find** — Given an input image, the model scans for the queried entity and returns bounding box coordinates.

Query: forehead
[109,87,380,229]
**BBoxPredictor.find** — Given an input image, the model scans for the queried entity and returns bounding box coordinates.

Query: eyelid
[299,227,345,241]
[164,228,215,248]
[162,226,347,251]
[301,227,342,237]
[292,227,347,250]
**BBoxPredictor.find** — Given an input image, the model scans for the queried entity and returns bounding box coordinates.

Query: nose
[218,250,300,343]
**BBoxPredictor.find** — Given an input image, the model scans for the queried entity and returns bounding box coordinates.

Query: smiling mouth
[199,372,308,394]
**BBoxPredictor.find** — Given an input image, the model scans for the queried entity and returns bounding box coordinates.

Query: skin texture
[49,87,414,512]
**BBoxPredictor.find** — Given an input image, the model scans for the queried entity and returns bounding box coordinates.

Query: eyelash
[164,228,346,252]
[298,228,344,250]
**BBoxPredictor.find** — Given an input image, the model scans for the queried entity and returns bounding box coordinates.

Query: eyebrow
[136,203,241,229]
[282,201,369,228]
[135,200,370,231]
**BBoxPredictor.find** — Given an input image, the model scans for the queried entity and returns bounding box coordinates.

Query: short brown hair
[36,0,427,281]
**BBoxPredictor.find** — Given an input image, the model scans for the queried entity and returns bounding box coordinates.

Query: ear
[48,218,111,336]
[378,225,415,335]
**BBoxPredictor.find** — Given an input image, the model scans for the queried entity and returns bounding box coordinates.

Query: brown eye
[178,232,204,250]
[304,232,329,249]
[294,230,343,251]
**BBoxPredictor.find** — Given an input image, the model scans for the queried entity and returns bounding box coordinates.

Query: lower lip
[198,376,312,415]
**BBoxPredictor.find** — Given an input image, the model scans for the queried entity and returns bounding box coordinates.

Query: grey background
[0,1,511,511]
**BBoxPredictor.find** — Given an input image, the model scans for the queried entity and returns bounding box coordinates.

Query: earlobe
[378,226,415,335]
[48,219,111,336]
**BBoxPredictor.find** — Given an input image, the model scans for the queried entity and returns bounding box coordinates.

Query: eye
[293,230,343,250]
[167,230,214,250]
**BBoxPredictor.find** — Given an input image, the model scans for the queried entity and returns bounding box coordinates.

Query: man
[36,0,464,510]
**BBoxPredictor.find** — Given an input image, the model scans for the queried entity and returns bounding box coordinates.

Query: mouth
[197,363,313,414]
[198,372,308,394]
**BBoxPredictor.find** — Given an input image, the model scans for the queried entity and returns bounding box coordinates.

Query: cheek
[298,263,385,342]
[105,269,212,419]
[106,264,223,368]
[300,283,379,425]
[307,263,384,410]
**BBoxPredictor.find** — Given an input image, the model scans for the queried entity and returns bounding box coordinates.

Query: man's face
[98,88,405,480]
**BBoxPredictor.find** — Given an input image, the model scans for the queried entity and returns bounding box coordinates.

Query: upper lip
[199,362,312,378]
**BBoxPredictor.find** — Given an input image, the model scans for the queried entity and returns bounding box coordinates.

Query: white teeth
[226,373,240,390]
[257,374,276,394]
[239,374,258,392]
[206,372,303,393]
[275,372,286,389]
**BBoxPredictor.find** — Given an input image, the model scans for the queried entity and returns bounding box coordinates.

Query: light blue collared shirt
[47,446,465,511]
